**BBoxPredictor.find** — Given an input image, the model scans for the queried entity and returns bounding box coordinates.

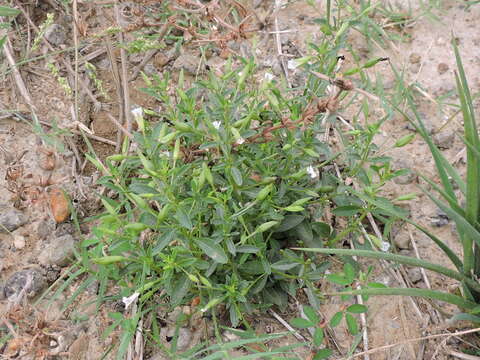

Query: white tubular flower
[212,121,221,130]
[306,165,319,179]
[131,107,143,119]
[264,72,274,81]
[122,292,140,310]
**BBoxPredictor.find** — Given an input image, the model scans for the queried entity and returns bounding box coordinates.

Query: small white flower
[238,71,244,78]
[235,137,245,145]
[287,59,299,70]
[264,72,274,81]
[380,241,391,252]
[212,121,221,130]
[122,292,140,310]
[131,107,143,119]
[306,165,319,179]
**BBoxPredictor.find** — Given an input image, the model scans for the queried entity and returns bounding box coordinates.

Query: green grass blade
[453,40,480,279]
[353,190,462,269]
[293,248,480,293]
[325,287,477,310]
[422,187,480,250]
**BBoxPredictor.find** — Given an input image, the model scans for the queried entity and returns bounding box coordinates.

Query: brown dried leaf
[49,188,70,223]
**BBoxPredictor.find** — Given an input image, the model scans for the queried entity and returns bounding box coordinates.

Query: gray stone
[35,218,56,239]
[0,206,28,233]
[45,24,67,46]
[404,112,434,134]
[407,268,422,284]
[4,268,46,299]
[433,131,455,149]
[38,234,75,266]
[393,160,416,185]
[173,53,204,76]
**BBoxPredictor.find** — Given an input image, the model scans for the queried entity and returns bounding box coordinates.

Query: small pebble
[13,234,26,250]
[408,268,422,283]
[0,205,28,233]
[433,131,455,149]
[437,63,449,75]
[44,24,67,46]
[409,53,421,64]
[393,232,410,249]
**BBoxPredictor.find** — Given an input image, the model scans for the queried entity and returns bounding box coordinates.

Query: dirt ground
[1,0,479,359]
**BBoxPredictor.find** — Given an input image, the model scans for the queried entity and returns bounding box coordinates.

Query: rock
[161,327,192,351]
[433,131,455,149]
[393,160,416,185]
[143,62,156,76]
[154,52,170,67]
[393,232,410,249]
[405,113,434,134]
[38,234,75,266]
[68,335,89,360]
[4,268,46,299]
[431,208,449,227]
[45,24,67,46]
[407,268,422,283]
[35,219,56,239]
[0,206,28,233]
[437,63,449,75]
[173,53,204,76]
[13,234,26,249]
[399,249,411,256]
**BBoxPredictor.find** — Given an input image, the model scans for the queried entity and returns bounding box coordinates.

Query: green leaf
[255,221,279,233]
[274,215,305,232]
[196,238,228,264]
[152,230,176,255]
[329,311,343,327]
[175,208,193,230]
[170,274,192,306]
[92,256,127,265]
[290,317,313,329]
[231,166,243,186]
[284,205,305,212]
[313,349,333,360]
[0,6,21,16]
[313,327,324,347]
[346,313,359,335]
[326,274,352,286]
[303,305,320,324]
[344,263,356,283]
[347,304,368,314]
[332,205,363,216]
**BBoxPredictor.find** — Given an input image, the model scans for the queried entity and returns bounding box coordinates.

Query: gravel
[0,205,28,233]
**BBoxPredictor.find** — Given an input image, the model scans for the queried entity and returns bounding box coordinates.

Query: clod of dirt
[3,268,46,300]
[407,268,422,283]
[44,24,67,46]
[437,62,449,74]
[393,231,410,249]
[173,53,205,76]
[409,53,421,64]
[0,205,28,233]
[38,234,75,266]
[433,131,455,149]
[48,188,71,223]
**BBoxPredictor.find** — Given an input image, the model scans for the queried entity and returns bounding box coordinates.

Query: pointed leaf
[196,238,228,264]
